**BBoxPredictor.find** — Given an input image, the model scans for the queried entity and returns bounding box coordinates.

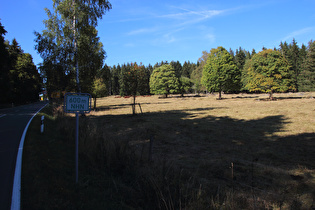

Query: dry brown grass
[84,92,315,209]
[24,93,315,209]
[92,92,315,135]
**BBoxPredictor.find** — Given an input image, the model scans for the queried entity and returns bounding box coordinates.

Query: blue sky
[1,0,314,67]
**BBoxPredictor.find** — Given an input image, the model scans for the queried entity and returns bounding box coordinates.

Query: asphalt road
[0,102,48,210]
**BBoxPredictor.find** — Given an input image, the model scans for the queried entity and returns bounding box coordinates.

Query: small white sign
[65,93,91,113]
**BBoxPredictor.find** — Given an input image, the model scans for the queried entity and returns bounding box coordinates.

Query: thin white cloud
[281,27,314,42]
[157,7,225,27]
[125,7,223,39]
[160,7,224,19]
[126,27,159,36]
[124,43,136,47]
[163,34,176,43]
[205,33,215,43]
[123,4,242,47]
[107,17,154,23]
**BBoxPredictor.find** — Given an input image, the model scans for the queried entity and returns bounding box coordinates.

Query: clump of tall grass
[53,111,207,209]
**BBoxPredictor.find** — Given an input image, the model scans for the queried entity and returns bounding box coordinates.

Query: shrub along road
[0,102,48,210]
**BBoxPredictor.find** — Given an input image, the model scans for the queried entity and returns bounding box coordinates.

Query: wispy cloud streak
[158,8,224,20]
[281,27,314,42]
[122,4,238,47]
[126,27,159,36]
[125,6,225,36]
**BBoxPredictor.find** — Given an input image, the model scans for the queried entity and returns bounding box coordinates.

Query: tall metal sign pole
[72,0,82,184]
[75,113,79,183]
[64,93,91,183]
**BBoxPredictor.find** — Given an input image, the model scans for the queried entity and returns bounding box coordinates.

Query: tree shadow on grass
[78,107,315,209]
[274,96,303,100]
[83,107,313,169]
[232,95,260,99]
[94,102,171,111]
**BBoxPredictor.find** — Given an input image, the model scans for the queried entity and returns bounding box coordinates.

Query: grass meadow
[22,92,315,209]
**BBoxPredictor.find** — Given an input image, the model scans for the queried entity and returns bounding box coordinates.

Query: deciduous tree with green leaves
[201,46,241,99]
[150,64,179,98]
[243,49,295,99]
[129,63,148,114]
[92,77,107,109]
[35,0,111,97]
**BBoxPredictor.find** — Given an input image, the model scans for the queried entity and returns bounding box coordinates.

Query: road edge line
[10,103,48,210]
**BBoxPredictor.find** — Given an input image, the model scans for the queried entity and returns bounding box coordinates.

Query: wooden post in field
[149,135,154,162]
[231,162,234,181]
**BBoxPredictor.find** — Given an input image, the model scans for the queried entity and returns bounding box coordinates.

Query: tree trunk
[218,91,222,100]
[218,85,222,100]
[132,95,136,115]
[94,97,96,110]
[269,91,273,100]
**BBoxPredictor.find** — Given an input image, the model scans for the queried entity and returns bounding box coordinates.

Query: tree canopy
[150,64,180,97]
[243,49,295,99]
[0,21,41,105]
[201,46,241,99]
[35,0,111,97]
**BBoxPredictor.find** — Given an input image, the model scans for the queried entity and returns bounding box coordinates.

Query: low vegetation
[23,93,315,209]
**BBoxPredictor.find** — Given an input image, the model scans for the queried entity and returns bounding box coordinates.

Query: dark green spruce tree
[289,39,301,91]
[234,47,246,71]
[0,21,10,104]
[111,65,121,95]
[299,40,315,91]
[0,24,41,105]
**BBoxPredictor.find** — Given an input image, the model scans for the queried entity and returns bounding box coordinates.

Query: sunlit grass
[91,92,315,136]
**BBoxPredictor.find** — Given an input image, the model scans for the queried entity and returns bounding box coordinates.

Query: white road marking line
[0,114,7,118]
[10,103,48,210]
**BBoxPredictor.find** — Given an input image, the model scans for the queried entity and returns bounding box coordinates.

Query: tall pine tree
[289,39,301,91]
[0,21,10,104]
[299,40,315,91]
[234,47,246,70]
